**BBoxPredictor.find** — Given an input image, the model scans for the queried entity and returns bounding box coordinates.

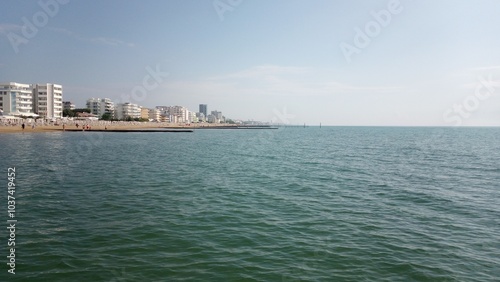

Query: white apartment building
[207,114,216,123]
[208,110,224,123]
[115,102,141,120]
[86,98,114,118]
[188,111,197,123]
[33,83,63,119]
[196,112,206,122]
[156,106,189,123]
[148,108,161,121]
[0,82,33,116]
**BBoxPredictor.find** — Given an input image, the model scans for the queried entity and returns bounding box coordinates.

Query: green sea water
[0,127,499,281]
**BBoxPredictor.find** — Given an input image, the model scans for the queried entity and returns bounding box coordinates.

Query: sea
[0,127,499,281]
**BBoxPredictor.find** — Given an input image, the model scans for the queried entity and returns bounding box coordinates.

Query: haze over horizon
[1,0,500,126]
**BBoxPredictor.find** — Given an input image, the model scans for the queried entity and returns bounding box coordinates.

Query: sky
[1,0,500,126]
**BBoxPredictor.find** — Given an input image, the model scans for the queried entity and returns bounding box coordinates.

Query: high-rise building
[115,102,141,120]
[33,83,63,119]
[86,98,114,118]
[0,82,63,119]
[148,108,160,121]
[156,105,189,123]
[199,104,207,117]
[0,82,33,116]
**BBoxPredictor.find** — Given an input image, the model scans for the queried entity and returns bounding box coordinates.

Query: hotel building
[148,108,161,121]
[156,105,189,123]
[208,110,224,123]
[32,83,63,119]
[115,102,141,120]
[86,98,114,118]
[0,82,33,116]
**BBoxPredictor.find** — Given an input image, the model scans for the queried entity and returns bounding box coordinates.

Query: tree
[101,113,113,120]
[63,108,91,118]
[63,109,74,117]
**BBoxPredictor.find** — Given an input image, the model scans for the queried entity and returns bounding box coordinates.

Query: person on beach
[76,123,79,129]
[22,123,25,130]
[63,124,65,131]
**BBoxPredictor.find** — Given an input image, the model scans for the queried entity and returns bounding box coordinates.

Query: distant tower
[199,104,207,117]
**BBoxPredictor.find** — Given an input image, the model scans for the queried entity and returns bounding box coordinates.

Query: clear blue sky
[1,0,500,125]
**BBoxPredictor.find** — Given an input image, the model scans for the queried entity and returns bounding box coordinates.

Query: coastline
[0,122,258,134]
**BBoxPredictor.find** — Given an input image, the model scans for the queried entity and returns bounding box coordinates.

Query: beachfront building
[212,110,223,120]
[156,105,189,123]
[199,104,207,117]
[140,107,149,120]
[207,114,216,123]
[208,110,224,123]
[171,106,189,123]
[156,106,170,122]
[0,82,34,117]
[188,111,198,123]
[63,101,75,111]
[32,83,63,119]
[86,98,114,119]
[115,102,141,120]
[196,112,206,122]
[159,114,170,122]
[148,108,161,121]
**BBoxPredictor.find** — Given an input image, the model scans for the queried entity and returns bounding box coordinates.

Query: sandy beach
[0,121,241,134]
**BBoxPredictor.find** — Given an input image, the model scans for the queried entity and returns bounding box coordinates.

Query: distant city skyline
[1,0,500,126]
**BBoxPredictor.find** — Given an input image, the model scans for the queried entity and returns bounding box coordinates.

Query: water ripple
[0,127,499,281]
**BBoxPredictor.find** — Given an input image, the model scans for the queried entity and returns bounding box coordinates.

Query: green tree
[62,109,74,117]
[101,113,113,120]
